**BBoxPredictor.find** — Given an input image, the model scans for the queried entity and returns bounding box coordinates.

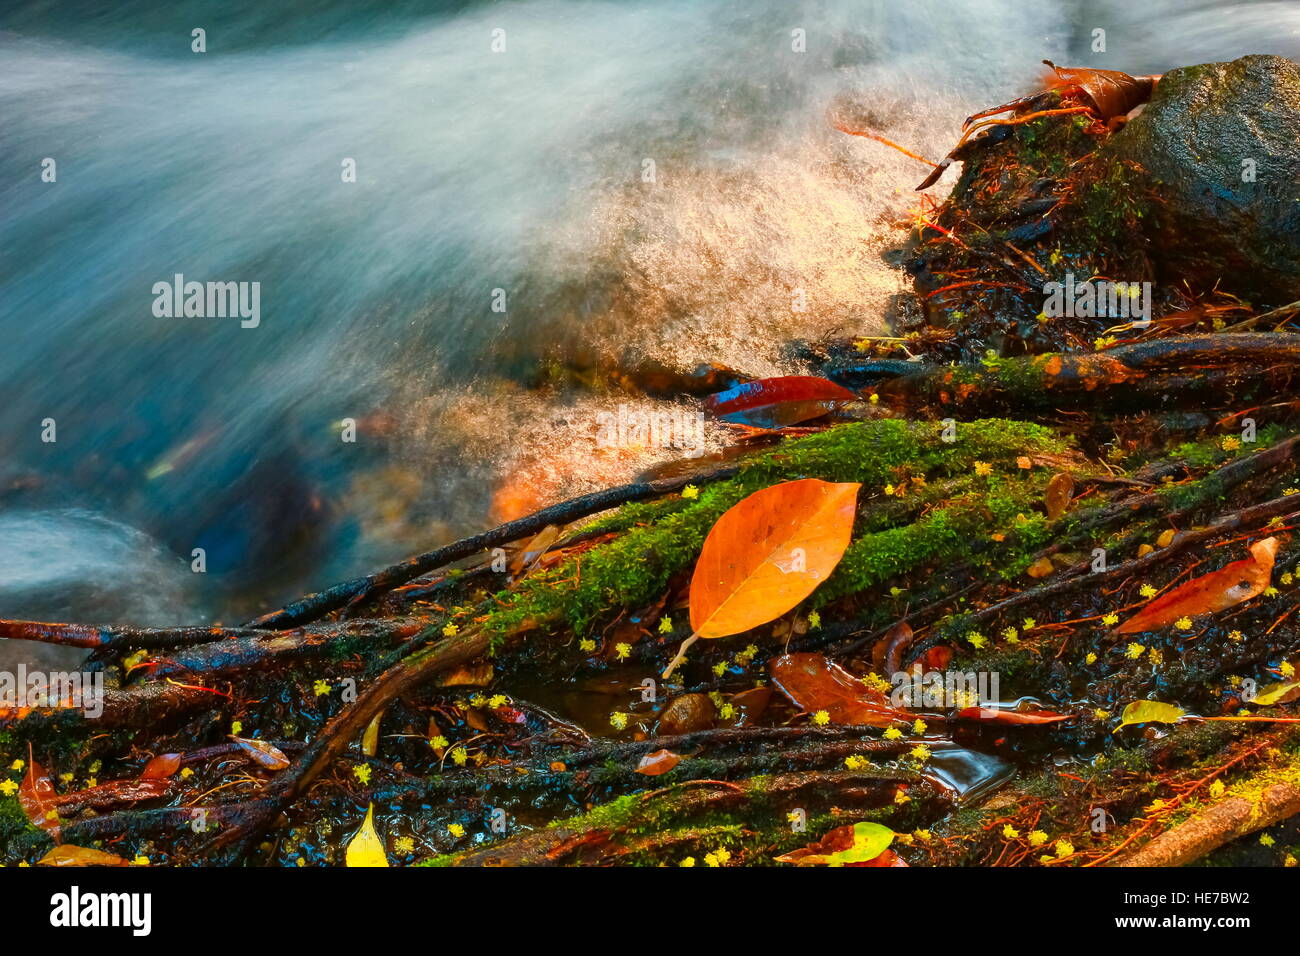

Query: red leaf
[770,654,906,727]
[705,376,858,428]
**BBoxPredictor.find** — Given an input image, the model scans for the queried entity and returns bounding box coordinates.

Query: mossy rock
[1100,54,1300,306]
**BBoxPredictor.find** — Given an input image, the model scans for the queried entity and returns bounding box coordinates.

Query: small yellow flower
[353,764,372,784]
[1265,586,1280,597]
[1228,630,1244,642]
[910,745,931,762]
[1002,627,1019,643]
[615,642,631,661]
[883,483,896,496]
[132,855,150,866]
[974,461,993,477]
[1221,436,1241,451]
[579,638,596,652]
[719,703,736,720]
[1260,833,1275,847]
[883,727,903,740]
[1028,830,1048,847]
[1093,708,1110,720]
[679,856,696,867]
[1148,648,1164,666]
[1139,584,1157,599]
[1285,488,1300,497]
[658,616,673,634]
[442,623,459,637]
[1101,612,1119,627]
[450,747,468,766]
[1174,616,1192,631]
[448,823,465,838]
[868,392,880,404]
[230,721,242,736]
[912,719,927,735]
[1282,572,1294,586]
[1054,839,1074,858]
[489,694,509,709]
[469,693,487,708]
[890,586,904,597]
[704,848,732,867]
[609,711,629,731]
[394,836,415,855]
[914,829,932,841]
[1145,798,1165,813]
[313,679,331,697]
[894,788,911,804]
[1281,661,1296,678]
[967,632,987,649]
[807,610,821,630]
[681,484,700,499]
[0,779,17,797]
[1023,618,1036,631]
[844,755,870,771]
[1209,779,1225,798]
[431,735,449,750]
[1126,643,1146,660]
[1002,825,1019,839]
[1086,652,1098,665]
[811,710,830,726]
[712,661,727,677]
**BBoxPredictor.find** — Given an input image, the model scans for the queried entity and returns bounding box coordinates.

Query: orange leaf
[770,653,905,727]
[19,759,60,836]
[37,845,130,867]
[140,753,182,779]
[228,735,290,771]
[1116,537,1279,634]
[690,479,860,639]
[635,749,682,776]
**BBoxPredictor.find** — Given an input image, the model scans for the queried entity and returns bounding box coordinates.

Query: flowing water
[2,0,1298,647]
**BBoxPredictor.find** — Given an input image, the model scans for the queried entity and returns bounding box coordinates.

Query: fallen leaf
[1044,472,1074,521]
[690,479,860,640]
[140,753,182,779]
[635,749,682,776]
[1026,556,1056,578]
[775,822,895,866]
[770,653,905,727]
[1115,700,1186,732]
[345,803,389,867]
[956,707,1072,725]
[228,735,290,771]
[362,710,384,758]
[19,759,60,835]
[1252,680,1300,707]
[1115,537,1278,634]
[722,686,773,727]
[705,376,858,429]
[37,845,130,867]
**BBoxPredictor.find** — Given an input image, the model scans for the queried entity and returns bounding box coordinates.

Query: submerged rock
[1102,54,1300,306]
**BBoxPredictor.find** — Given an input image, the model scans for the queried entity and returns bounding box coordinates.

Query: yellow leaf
[346,803,389,867]
[1115,700,1186,732]
[1253,680,1300,707]
[362,710,384,758]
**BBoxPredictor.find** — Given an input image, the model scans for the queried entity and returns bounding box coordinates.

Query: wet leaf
[345,803,389,868]
[1026,557,1056,578]
[775,822,895,866]
[19,759,60,835]
[956,707,1072,725]
[1115,700,1186,732]
[1044,472,1074,521]
[362,710,384,758]
[635,749,682,776]
[1041,61,1157,120]
[1115,537,1278,634]
[690,479,861,640]
[1252,680,1300,707]
[140,753,182,779]
[770,653,906,727]
[37,845,130,867]
[705,376,858,429]
[873,620,915,675]
[723,686,773,727]
[228,735,290,771]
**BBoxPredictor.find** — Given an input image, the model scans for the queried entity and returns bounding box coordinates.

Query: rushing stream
[2,0,1298,648]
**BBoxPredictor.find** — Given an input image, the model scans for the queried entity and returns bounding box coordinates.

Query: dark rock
[1102,54,1300,306]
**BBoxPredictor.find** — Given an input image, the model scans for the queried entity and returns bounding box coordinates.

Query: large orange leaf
[690,478,860,638]
[1115,537,1278,634]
